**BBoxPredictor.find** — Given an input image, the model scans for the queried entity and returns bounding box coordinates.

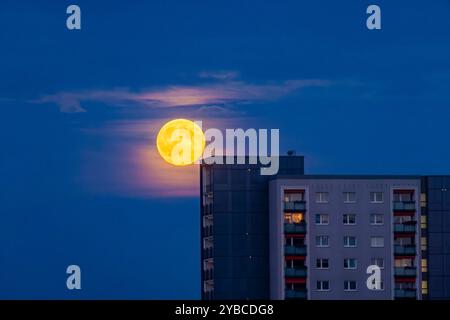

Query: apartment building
[200,156,450,300]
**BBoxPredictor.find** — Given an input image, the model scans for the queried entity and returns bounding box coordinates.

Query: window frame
[343,236,357,248]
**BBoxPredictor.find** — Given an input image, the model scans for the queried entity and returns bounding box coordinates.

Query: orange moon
[156,119,205,166]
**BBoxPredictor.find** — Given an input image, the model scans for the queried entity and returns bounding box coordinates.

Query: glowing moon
[156,119,205,166]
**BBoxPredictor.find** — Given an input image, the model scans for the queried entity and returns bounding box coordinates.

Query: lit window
[420,193,427,208]
[315,192,329,203]
[370,192,384,203]
[317,280,330,291]
[421,215,427,229]
[316,236,329,247]
[344,258,357,269]
[422,281,428,295]
[316,258,329,269]
[370,214,384,225]
[344,280,357,291]
[343,214,356,225]
[371,258,385,269]
[284,213,304,224]
[343,192,356,203]
[371,237,384,248]
[421,259,428,272]
[315,214,329,225]
[344,236,357,247]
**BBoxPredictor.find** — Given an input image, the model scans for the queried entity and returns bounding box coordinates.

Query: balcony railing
[393,201,416,211]
[284,201,306,212]
[394,245,416,255]
[394,223,417,233]
[394,289,416,299]
[285,267,307,277]
[394,267,417,277]
[284,223,307,234]
[285,289,307,299]
[285,245,307,255]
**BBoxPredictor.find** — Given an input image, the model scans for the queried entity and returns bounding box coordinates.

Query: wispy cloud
[32,78,330,113]
[198,70,240,80]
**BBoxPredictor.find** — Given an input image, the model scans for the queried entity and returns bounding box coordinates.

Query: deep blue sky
[0,0,449,299]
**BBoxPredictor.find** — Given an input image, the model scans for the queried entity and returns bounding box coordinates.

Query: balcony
[394,245,416,256]
[284,201,306,212]
[394,267,417,277]
[394,289,417,299]
[284,223,307,234]
[393,201,416,211]
[394,223,417,233]
[285,267,307,278]
[285,245,307,256]
[285,289,307,299]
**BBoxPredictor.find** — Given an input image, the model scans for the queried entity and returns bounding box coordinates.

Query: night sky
[0,0,449,298]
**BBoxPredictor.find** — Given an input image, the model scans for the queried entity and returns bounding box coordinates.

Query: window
[343,192,356,203]
[370,214,384,225]
[315,192,329,203]
[344,280,357,291]
[317,280,330,291]
[421,259,428,272]
[284,213,304,224]
[371,258,385,269]
[371,237,384,248]
[316,258,329,269]
[370,192,384,203]
[284,192,305,202]
[343,214,356,225]
[316,235,329,247]
[421,215,427,229]
[315,214,329,225]
[343,236,357,247]
[422,281,428,295]
[421,237,427,251]
[344,258,357,269]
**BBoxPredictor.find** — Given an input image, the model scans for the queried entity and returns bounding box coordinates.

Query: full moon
[156,119,206,166]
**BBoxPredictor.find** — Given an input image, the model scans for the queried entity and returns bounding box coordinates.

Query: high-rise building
[200,156,450,300]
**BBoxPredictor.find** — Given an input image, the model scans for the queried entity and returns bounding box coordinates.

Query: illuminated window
[421,215,427,229]
[422,281,428,295]
[420,193,427,207]
[284,213,304,224]
[421,237,427,251]
[421,259,428,272]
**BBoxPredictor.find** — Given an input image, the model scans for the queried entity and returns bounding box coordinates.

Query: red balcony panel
[285,278,306,284]
[285,255,306,260]
[284,190,305,194]
[394,212,415,216]
[395,256,415,260]
[395,278,416,283]
[286,234,305,239]
[394,233,415,238]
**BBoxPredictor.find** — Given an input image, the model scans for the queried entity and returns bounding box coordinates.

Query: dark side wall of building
[200,156,304,299]
[425,176,450,299]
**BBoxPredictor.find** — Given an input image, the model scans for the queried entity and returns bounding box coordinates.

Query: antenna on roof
[287,150,296,156]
